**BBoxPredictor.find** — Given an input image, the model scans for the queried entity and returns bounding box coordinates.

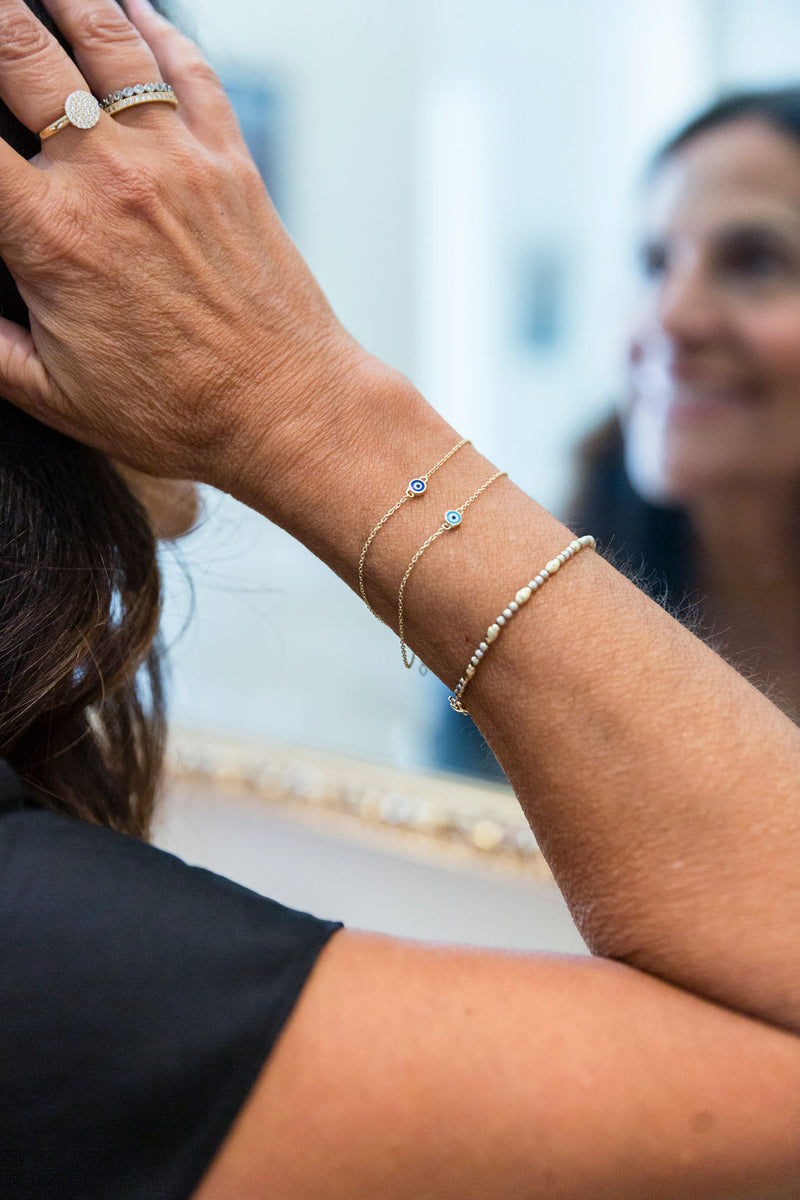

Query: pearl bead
[496,615,506,626]
[546,558,561,574]
[539,571,549,582]
[465,663,476,678]
[479,642,488,653]
[516,587,532,604]
[508,602,519,613]
[571,539,581,552]
[471,655,480,666]
[503,608,514,619]
[475,648,484,659]
[486,624,500,642]
[580,534,595,548]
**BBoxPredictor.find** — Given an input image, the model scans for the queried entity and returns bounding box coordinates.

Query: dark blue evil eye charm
[444,510,462,527]
[407,478,427,497]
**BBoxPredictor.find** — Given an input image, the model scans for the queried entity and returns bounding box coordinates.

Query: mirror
[160,0,800,817]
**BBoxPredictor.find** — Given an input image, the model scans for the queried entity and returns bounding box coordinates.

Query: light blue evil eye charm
[407,478,427,496]
[444,510,462,527]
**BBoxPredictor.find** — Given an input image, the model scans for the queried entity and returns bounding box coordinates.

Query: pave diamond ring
[100,83,177,116]
[39,90,102,141]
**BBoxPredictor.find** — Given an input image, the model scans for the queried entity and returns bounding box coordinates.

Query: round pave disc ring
[39,91,102,141]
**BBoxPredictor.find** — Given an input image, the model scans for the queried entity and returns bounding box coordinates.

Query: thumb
[0,316,52,416]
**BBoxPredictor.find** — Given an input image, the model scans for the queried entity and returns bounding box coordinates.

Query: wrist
[212,341,456,582]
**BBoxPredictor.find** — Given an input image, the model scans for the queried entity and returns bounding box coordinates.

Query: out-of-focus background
[156,0,800,948]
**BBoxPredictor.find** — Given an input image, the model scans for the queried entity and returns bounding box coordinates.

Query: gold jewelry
[398,471,507,669]
[358,438,470,617]
[449,535,597,713]
[99,83,175,109]
[103,86,179,118]
[39,90,101,141]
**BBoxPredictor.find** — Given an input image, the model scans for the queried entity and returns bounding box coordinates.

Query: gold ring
[39,90,101,141]
[103,84,178,119]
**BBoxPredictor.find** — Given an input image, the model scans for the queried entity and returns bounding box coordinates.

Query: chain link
[398,471,507,668]
[358,439,470,617]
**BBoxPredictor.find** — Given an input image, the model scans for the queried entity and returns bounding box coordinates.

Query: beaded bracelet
[398,471,507,668]
[358,438,471,617]
[449,534,596,713]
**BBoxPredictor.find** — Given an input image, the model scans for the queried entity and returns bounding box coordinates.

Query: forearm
[224,357,800,1034]
[0,0,796,1037]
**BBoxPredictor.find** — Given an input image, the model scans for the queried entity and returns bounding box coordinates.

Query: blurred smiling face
[624,117,800,506]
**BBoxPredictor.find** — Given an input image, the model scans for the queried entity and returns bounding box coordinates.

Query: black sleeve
[0,796,342,1200]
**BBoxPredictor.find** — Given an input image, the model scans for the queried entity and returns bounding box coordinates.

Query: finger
[125,0,242,149]
[0,148,48,254]
[0,0,88,134]
[0,316,51,416]
[41,0,160,101]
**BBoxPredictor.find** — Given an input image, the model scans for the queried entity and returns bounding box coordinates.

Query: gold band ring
[99,82,175,109]
[39,90,101,141]
[102,83,178,118]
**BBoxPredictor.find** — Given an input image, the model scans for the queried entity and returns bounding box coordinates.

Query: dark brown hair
[0,1,170,838]
[653,84,800,171]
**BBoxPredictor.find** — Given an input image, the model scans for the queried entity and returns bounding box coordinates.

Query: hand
[0,0,365,499]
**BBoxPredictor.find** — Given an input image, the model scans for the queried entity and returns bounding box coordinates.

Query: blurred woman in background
[439,86,800,778]
[573,86,800,717]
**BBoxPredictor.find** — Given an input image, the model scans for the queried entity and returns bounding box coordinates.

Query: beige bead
[471,819,504,852]
[570,539,581,553]
[546,558,561,574]
[486,624,501,642]
[465,663,476,678]
[516,586,531,603]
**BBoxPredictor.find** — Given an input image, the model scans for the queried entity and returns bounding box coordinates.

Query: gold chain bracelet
[358,438,470,618]
[398,471,507,668]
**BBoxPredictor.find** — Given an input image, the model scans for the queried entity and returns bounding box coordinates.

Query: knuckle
[70,6,140,50]
[0,14,52,65]
[228,150,265,195]
[111,164,163,218]
[180,56,224,92]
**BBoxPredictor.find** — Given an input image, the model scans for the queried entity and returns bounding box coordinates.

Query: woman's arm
[191,933,800,1200]
[0,13,800,1190]
[0,0,798,1035]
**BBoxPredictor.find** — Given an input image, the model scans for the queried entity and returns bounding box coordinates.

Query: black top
[0,761,341,1200]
